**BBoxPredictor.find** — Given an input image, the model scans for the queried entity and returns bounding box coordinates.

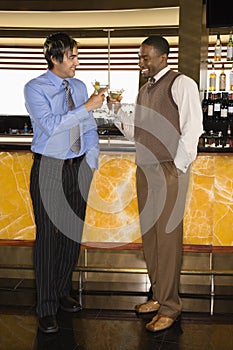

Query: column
[178,0,209,95]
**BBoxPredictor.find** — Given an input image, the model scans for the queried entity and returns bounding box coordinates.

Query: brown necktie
[63,79,80,154]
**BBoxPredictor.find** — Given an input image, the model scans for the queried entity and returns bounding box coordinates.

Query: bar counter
[0,134,233,249]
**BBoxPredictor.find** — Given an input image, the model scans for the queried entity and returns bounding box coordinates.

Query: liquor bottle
[206,92,214,133]
[219,64,226,91]
[24,123,28,134]
[213,92,221,132]
[202,91,208,131]
[220,92,229,138]
[228,93,233,139]
[229,64,233,91]
[209,63,216,91]
[202,91,208,116]
[207,93,214,119]
[227,32,233,61]
[214,33,222,61]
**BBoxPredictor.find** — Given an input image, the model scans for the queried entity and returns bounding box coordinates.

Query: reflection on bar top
[0,135,135,147]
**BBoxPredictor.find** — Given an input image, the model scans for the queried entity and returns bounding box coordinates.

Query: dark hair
[141,36,170,56]
[43,32,78,69]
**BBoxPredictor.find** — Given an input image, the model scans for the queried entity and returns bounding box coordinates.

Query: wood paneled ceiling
[0,0,179,11]
[0,0,180,45]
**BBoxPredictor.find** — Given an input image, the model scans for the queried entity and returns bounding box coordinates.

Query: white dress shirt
[115,67,203,173]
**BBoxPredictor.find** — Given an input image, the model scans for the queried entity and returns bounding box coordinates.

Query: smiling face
[51,46,79,79]
[138,44,168,79]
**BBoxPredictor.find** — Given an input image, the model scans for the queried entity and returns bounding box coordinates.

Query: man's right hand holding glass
[85,87,108,111]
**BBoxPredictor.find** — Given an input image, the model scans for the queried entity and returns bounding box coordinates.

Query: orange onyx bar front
[0,151,232,247]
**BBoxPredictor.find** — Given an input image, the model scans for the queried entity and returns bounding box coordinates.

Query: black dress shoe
[60,296,81,313]
[38,315,59,334]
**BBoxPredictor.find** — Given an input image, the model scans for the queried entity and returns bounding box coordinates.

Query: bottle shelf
[198,133,233,151]
[208,61,233,71]
[208,90,233,93]
[208,60,233,64]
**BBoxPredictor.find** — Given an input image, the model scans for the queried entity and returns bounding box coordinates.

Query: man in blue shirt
[24,32,107,334]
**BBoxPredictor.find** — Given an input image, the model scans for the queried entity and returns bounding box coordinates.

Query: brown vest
[134,70,181,165]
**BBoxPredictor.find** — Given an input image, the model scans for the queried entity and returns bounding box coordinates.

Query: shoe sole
[145,316,181,333]
[135,308,159,314]
[146,321,174,333]
[60,305,82,313]
[38,324,59,334]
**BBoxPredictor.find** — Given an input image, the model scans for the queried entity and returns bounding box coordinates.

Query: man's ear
[51,55,58,66]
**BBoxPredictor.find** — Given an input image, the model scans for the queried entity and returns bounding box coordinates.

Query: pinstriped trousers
[30,155,93,317]
[136,161,190,319]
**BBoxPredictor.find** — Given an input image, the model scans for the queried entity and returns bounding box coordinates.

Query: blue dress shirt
[24,69,99,169]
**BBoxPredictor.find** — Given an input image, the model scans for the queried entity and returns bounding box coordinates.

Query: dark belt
[33,153,85,165]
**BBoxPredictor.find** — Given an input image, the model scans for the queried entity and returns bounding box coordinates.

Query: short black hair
[43,32,78,69]
[141,36,170,56]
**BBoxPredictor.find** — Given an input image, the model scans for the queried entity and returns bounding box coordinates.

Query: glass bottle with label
[206,92,214,133]
[214,33,222,61]
[229,64,233,91]
[228,93,233,138]
[209,63,216,91]
[207,93,214,118]
[202,90,208,132]
[219,64,226,91]
[227,32,233,61]
[213,92,221,132]
[220,92,229,139]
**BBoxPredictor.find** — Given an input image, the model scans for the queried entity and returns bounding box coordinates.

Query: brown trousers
[136,161,190,318]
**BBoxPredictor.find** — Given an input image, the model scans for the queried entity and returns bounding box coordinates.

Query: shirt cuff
[174,142,195,173]
[85,146,99,169]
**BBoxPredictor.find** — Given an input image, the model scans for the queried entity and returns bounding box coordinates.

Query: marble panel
[0,151,233,247]
[0,151,34,240]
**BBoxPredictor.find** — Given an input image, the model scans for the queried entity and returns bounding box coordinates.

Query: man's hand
[84,88,108,111]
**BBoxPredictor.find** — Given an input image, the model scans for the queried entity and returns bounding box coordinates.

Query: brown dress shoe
[135,299,160,314]
[145,313,177,333]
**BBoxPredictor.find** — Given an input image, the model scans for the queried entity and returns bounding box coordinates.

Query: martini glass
[92,81,108,94]
[108,88,124,101]
[107,88,124,118]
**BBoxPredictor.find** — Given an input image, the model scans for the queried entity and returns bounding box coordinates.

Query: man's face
[51,46,79,79]
[138,44,167,78]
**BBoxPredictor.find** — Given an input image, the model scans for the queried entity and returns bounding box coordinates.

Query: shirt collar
[46,69,65,88]
[153,66,170,82]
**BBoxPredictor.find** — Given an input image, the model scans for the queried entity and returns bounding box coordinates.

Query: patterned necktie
[63,79,80,154]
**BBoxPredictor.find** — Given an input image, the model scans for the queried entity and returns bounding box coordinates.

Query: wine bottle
[229,64,233,91]
[214,33,222,61]
[207,92,214,119]
[206,92,214,133]
[202,90,208,132]
[209,63,216,91]
[227,32,233,61]
[220,92,229,138]
[219,64,226,91]
[202,91,208,115]
[213,92,221,122]
[227,93,233,137]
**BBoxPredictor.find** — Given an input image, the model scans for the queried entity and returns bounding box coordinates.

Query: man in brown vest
[110,36,203,332]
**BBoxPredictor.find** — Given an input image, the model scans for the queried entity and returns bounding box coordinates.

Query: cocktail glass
[108,88,124,101]
[107,88,124,117]
[92,81,108,94]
